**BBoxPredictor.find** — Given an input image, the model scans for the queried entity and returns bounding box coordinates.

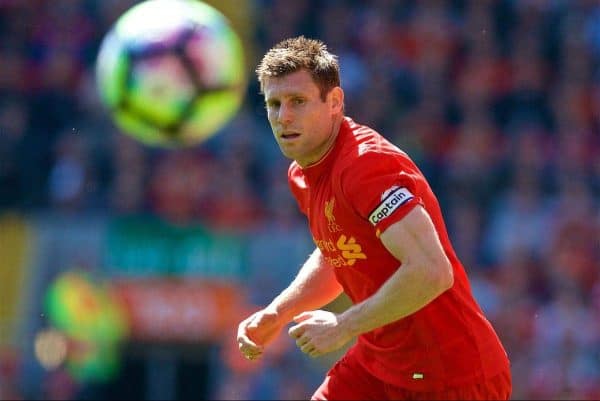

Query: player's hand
[237,309,285,361]
[288,310,353,358]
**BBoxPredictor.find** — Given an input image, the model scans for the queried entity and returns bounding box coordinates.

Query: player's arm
[266,247,344,322]
[338,204,454,337]
[237,247,343,358]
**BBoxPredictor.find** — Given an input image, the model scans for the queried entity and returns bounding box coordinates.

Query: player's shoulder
[337,118,413,172]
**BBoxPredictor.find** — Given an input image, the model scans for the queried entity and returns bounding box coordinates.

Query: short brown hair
[256,36,340,101]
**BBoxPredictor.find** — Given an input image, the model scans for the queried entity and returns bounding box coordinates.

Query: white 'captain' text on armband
[368,186,414,225]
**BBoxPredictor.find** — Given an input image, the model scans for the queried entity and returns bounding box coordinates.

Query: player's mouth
[280,132,301,140]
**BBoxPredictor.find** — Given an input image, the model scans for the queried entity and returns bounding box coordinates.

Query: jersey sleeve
[340,150,424,236]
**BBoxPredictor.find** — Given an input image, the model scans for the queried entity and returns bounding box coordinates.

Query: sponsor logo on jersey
[314,234,367,267]
[368,186,414,225]
[336,234,366,266]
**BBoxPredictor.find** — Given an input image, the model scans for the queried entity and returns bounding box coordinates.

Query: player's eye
[292,98,305,105]
[266,100,280,110]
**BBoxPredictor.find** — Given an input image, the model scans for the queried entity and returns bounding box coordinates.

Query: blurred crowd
[1,0,600,399]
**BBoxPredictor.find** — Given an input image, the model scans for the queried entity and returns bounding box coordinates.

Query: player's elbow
[438,260,454,292]
[431,259,454,295]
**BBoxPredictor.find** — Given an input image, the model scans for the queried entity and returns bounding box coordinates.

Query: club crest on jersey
[324,197,343,232]
[369,186,414,225]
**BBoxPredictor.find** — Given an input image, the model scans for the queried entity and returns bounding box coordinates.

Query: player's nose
[277,103,294,125]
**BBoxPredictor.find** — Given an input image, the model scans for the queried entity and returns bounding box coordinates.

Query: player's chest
[306,181,369,268]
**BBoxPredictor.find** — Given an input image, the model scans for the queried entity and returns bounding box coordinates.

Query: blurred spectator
[47,130,91,211]
[482,166,554,266]
[109,134,148,215]
[0,347,23,400]
[0,98,28,209]
[148,149,215,225]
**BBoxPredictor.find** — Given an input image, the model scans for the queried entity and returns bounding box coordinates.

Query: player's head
[257,37,344,167]
[256,36,341,101]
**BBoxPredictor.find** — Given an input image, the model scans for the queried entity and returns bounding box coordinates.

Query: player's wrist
[337,309,362,338]
[264,303,295,325]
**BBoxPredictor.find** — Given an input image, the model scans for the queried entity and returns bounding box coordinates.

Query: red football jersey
[288,117,509,391]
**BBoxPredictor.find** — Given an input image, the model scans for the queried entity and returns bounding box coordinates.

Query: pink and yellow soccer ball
[96,0,246,147]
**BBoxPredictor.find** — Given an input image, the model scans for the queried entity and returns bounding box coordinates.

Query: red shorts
[311,354,512,401]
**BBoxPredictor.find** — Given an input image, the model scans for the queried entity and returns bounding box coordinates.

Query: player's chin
[278,145,300,160]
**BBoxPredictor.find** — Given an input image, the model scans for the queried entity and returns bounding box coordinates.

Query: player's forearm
[339,206,454,338]
[338,261,452,338]
[266,248,343,323]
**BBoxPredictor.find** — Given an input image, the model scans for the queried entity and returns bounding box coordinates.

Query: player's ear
[329,87,344,114]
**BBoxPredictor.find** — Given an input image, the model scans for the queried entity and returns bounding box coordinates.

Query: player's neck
[301,114,343,168]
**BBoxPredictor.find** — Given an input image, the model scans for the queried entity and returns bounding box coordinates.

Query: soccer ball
[95,0,246,147]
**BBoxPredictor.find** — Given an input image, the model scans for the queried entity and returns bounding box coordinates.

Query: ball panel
[115,0,196,46]
[114,109,173,147]
[127,52,195,125]
[184,22,246,90]
[181,90,243,142]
